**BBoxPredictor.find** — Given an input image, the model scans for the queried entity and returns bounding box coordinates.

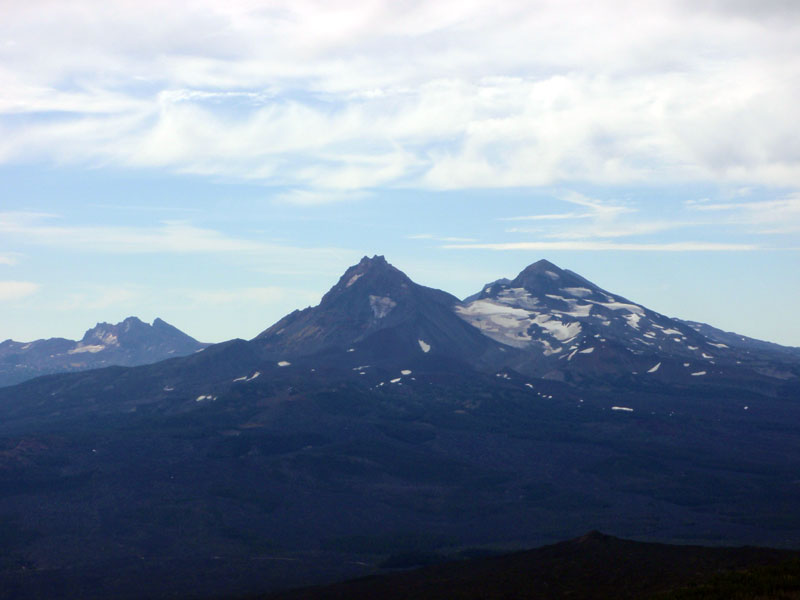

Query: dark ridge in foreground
[259,532,800,600]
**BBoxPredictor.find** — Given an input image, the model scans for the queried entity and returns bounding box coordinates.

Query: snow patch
[369,295,397,318]
[390,378,401,384]
[623,313,641,330]
[541,340,562,355]
[579,347,595,354]
[591,300,645,315]
[68,344,105,354]
[346,273,363,287]
[401,370,412,375]
[532,314,581,342]
[647,362,661,373]
[195,395,217,402]
[708,342,728,348]
[562,287,592,297]
[456,300,534,348]
[418,339,431,353]
[691,371,707,376]
[497,287,539,309]
[701,353,713,359]
[277,361,291,367]
[234,371,261,382]
[545,270,559,280]
[611,406,634,412]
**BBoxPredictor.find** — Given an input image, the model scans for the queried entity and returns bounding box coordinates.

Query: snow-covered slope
[457,259,800,383]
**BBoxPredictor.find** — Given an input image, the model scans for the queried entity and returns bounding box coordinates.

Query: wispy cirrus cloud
[687,194,800,234]
[498,191,680,241]
[442,241,760,252]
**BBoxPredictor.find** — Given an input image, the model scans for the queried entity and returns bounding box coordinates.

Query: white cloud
[0,280,39,300]
[0,254,17,266]
[443,241,759,251]
[687,194,800,234]
[1,1,798,191]
[507,221,690,240]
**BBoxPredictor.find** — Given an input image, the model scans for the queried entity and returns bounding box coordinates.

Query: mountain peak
[510,259,571,290]
[323,255,411,301]
[520,258,562,275]
[358,254,388,267]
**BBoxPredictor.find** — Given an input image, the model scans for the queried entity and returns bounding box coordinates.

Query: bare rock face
[0,317,208,387]
[254,255,511,369]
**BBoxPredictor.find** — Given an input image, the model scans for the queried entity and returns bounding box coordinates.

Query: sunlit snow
[68,344,105,354]
[346,273,363,287]
[234,371,260,382]
[562,287,592,297]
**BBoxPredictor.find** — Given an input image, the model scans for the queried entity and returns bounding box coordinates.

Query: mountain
[0,257,799,599]
[457,259,800,388]
[255,255,514,370]
[0,316,209,387]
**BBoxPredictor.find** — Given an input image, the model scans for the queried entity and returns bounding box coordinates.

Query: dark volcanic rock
[255,255,513,369]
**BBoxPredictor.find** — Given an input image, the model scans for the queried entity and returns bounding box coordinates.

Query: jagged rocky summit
[0,316,208,387]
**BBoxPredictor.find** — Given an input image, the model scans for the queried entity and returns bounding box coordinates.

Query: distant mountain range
[3,257,798,390]
[0,317,208,387]
[0,256,799,599]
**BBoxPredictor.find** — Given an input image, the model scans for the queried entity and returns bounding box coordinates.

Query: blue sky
[1,0,799,345]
